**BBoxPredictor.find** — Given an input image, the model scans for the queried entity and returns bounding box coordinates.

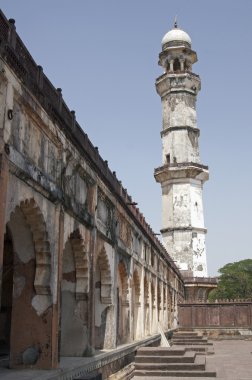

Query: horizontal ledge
[160,227,207,234]
[161,126,200,137]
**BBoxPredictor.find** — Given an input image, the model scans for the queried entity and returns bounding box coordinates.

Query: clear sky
[1,1,252,276]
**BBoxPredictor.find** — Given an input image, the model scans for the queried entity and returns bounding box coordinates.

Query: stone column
[140,267,145,338]
[149,280,152,335]
[0,76,10,307]
[160,281,164,329]
[179,58,185,71]
[0,148,9,307]
[154,277,158,333]
[88,184,98,355]
[51,205,64,367]
[169,59,174,72]
[129,257,134,342]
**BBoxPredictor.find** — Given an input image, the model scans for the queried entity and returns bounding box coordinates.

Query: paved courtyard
[133,340,252,380]
[207,340,252,379]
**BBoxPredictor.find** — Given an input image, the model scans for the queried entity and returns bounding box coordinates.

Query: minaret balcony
[154,162,209,183]
[156,71,201,97]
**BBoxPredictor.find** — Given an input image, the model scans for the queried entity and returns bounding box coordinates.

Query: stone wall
[0,10,184,371]
[178,300,252,329]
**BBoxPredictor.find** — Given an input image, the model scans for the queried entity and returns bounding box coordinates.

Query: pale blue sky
[1,1,252,275]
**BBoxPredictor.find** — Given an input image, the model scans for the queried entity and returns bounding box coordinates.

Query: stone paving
[207,340,252,379]
[134,340,252,380]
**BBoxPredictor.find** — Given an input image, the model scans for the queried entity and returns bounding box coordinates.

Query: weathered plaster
[155,32,208,278]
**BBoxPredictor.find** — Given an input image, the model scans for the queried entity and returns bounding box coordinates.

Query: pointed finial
[174,15,178,28]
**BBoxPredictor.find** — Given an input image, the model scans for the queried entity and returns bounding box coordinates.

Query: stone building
[154,21,209,278]
[0,12,184,370]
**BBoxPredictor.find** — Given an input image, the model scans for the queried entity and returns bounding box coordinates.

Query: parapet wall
[178,300,252,329]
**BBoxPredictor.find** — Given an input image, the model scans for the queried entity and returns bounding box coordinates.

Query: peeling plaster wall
[7,208,53,368]
[156,45,208,278]
[0,19,184,371]
[162,129,200,165]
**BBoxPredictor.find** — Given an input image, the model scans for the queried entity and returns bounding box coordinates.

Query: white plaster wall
[190,181,204,228]
[172,183,191,227]
[192,232,208,276]
[161,177,208,277]
[170,101,196,129]
[162,94,197,131]
[162,184,174,228]
[163,229,208,277]
[163,231,193,272]
[162,130,200,165]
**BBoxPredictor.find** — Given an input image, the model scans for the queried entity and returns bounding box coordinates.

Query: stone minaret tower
[154,22,209,277]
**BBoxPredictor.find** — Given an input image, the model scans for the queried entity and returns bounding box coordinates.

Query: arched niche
[69,229,89,299]
[96,247,112,304]
[94,246,113,349]
[4,198,53,368]
[60,229,89,357]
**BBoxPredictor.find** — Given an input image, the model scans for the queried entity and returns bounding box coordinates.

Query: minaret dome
[159,22,197,74]
[161,27,192,49]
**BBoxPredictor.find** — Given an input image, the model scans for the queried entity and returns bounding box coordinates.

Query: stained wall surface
[0,12,184,369]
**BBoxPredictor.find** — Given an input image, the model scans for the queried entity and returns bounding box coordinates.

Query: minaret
[154,22,209,277]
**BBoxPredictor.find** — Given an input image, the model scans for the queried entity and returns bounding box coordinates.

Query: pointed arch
[60,228,89,356]
[19,198,51,295]
[69,229,88,299]
[96,247,112,304]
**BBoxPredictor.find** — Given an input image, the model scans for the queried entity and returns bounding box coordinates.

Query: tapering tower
[154,22,209,277]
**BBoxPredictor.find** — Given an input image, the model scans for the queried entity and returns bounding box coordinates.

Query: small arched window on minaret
[173,58,180,72]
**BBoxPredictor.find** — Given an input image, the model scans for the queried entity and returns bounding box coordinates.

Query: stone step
[173,335,203,339]
[173,345,214,355]
[134,376,216,379]
[174,341,213,346]
[173,335,202,339]
[136,347,186,356]
[135,355,206,372]
[134,369,216,378]
[173,337,207,341]
[173,332,201,337]
[135,351,196,364]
